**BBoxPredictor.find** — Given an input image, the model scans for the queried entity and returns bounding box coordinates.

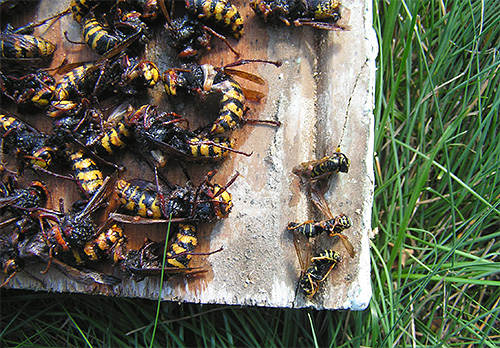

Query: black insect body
[120,231,222,282]
[132,107,245,165]
[299,249,341,298]
[0,176,49,215]
[162,5,240,61]
[69,223,127,265]
[288,182,355,258]
[16,231,121,286]
[113,169,237,223]
[250,0,345,30]
[167,15,212,60]
[287,212,351,238]
[1,70,56,108]
[0,112,62,172]
[292,149,350,183]
[54,56,159,103]
[42,175,116,256]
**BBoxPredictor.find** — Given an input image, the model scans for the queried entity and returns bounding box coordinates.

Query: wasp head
[162,69,181,96]
[336,152,350,173]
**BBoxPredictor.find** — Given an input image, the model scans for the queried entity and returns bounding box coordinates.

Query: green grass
[2,0,500,346]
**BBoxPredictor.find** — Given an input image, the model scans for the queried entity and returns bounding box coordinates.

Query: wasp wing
[223,68,266,85]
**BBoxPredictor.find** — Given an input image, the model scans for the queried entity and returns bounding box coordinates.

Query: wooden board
[1,0,376,310]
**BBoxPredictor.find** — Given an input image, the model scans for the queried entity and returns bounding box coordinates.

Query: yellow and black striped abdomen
[166,224,198,268]
[299,250,340,297]
[55,64,92,101]
[0,34,55,59]
[185,0,243,39]
[67,150,104,198]
[310,153,350,179]
[71,0,97,23]
[95,122,133,155]
[187,136,235,160]
[287,221,323,238]
[210,78,245,134]
[82,224,124,262]
[115,179,162,219]
[82,16,120,55]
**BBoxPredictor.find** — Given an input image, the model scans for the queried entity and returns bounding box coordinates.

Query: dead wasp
[52,103,136,157]
[299,249,341,298]
[0,112,64,173]
[292,148,350,183]
[112,169,238,223]
[81,223,126,264]
[165,223,198,268]
[158,0,239,60]
[120,233,222,282]
[183,0,244,39]
[0,69,56,108]
[54,63,94,101]
[0,176,50,248]
[40,174,116,262]
[15,231,121,286]
[288,184,355,258]
[50,102,105,155]
[70,0,158,23]
[0,176,49,215]
[87,103,136,156]
[166,15,214,60]
[287,213,351,239]
[66,149,105,199]
[0,9,69,68]
[65,222,127,266]
[81,13,122,56]
[0,33,55,67]
[162,59,281,135]
[250,0,346,30]
[54,55,159,102]
[131,106,249,165]
[74,9,149,56]
[55,31,157,102]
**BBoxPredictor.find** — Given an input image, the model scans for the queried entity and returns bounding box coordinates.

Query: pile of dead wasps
[1,0,349,297]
